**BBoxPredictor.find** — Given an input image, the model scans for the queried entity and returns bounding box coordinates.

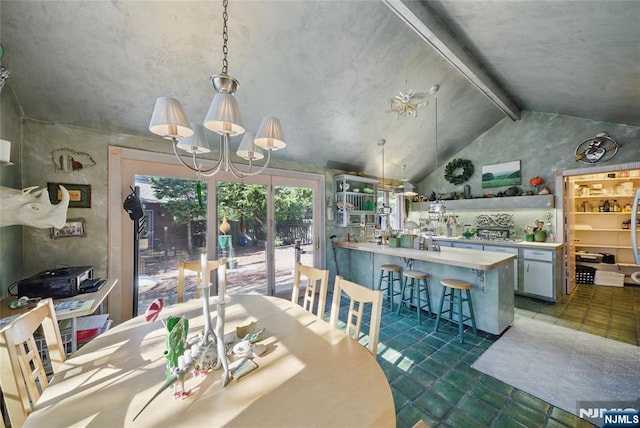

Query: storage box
[576,265,596,284]
[594,271,625,287]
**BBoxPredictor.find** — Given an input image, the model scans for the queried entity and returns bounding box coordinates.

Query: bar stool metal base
[434,279,477,343]
[396,270,432,324]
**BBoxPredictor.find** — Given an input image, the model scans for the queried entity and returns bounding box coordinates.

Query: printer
[14,266,93,299]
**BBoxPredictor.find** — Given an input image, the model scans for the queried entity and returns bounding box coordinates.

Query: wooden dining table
[24,294,396,427]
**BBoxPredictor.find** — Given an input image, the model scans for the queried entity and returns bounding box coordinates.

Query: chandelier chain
[221,0,229,75]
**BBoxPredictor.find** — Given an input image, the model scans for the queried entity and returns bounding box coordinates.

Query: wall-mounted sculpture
[0,185,69,229]
[51,148,96,172]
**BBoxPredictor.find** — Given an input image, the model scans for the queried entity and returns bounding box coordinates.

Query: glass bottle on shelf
[603,199,610,212]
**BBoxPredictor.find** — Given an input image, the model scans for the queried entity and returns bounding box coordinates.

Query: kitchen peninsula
[335,242,517,335]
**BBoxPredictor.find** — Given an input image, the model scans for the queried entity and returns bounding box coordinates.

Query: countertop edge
[432,236,564,249]
[335,242,516,270]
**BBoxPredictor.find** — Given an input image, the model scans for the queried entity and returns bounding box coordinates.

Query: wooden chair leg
[177,266,185,303]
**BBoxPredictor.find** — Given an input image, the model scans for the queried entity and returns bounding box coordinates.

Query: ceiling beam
[382,0,521,121]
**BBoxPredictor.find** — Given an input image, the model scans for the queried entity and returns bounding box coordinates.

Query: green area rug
[471,318,640,423]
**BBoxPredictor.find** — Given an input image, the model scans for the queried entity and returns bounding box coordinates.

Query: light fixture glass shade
[236,132,265,161]
[177,123,211,154]
[254,116,286,150]
[149,97,193,140]
[203,92,245,136]
[403,182,417,196]
[404,221,419,231]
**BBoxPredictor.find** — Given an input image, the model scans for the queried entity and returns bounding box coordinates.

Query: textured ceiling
[1,0,638,183]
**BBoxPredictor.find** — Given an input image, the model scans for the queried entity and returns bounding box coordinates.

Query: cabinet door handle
[526,263,530,273]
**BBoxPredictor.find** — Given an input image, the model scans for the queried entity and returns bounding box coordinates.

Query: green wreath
[444,158,474,185]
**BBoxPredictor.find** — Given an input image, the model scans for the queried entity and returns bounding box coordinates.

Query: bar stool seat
[434,279,477,343]
[396,270,432,324]
[378,264,402,311]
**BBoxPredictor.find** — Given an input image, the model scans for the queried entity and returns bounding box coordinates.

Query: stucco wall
[20,120,331,288]
[8,109,640,299]
[418,111,640,197]
[0,88,24,298]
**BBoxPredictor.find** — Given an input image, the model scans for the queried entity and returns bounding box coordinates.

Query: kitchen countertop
[335,242,517,271]
[431,236,564,249]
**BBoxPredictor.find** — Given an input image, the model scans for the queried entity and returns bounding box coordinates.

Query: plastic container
[594,271,624,287]
[576,265,596,284]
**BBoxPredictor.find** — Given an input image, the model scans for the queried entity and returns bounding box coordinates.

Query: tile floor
[332,283,640,428]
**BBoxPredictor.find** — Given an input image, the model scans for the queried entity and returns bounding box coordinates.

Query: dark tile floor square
[330,283,639,427]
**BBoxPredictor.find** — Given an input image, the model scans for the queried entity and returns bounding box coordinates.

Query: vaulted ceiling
[1,0,638,182]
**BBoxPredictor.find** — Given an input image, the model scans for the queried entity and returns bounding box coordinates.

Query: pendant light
[427,84,445,219]
[398,164,417,196]
[377,139,392,216]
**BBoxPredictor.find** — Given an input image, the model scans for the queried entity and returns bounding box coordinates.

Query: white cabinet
[334,174,378,227]
[451,242,483,250]
[484,245,519,291]
[521,248,556,300]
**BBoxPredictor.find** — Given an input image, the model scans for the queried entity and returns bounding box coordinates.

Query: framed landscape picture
[481,160,521,188]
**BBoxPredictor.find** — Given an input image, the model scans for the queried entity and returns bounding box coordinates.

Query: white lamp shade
[236,132,264,161]
[149,97,193,139]
[177,123,211,154]
[254,116,286,150]
[203,92,245,136]
[0,139,13,165]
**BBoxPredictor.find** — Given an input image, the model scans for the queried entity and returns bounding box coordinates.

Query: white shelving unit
[568,172,639,285]
[334,174,378,227]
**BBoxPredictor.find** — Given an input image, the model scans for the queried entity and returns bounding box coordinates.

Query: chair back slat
[329,276,383,355]
[178,258,227,302]
[0,298,66,427]
[291,263,329,319]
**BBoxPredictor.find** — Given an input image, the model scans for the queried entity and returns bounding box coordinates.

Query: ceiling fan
[386,85,440,118]
[387,89,429,118]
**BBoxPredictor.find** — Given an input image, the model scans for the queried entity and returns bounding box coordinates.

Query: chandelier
[148,0,286,178]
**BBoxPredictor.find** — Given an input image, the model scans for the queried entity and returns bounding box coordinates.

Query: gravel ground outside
[137,244,313,315]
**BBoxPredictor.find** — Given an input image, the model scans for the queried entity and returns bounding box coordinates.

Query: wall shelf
[412,194,554,211]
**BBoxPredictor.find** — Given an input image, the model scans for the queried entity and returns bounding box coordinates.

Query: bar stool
[396,270,432,324]
[378,264,402,311]
[434,279,477,343]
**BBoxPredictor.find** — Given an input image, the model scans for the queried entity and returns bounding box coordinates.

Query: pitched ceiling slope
[1,1,637,183]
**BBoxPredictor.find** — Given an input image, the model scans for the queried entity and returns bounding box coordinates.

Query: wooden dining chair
[291,263,329,319]
[329,275,383,355]
[177,258,227,302]
[0,298,66,428]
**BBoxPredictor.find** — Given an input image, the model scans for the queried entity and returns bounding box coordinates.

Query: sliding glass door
[216,180,269,294]
[111,148,325,322]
